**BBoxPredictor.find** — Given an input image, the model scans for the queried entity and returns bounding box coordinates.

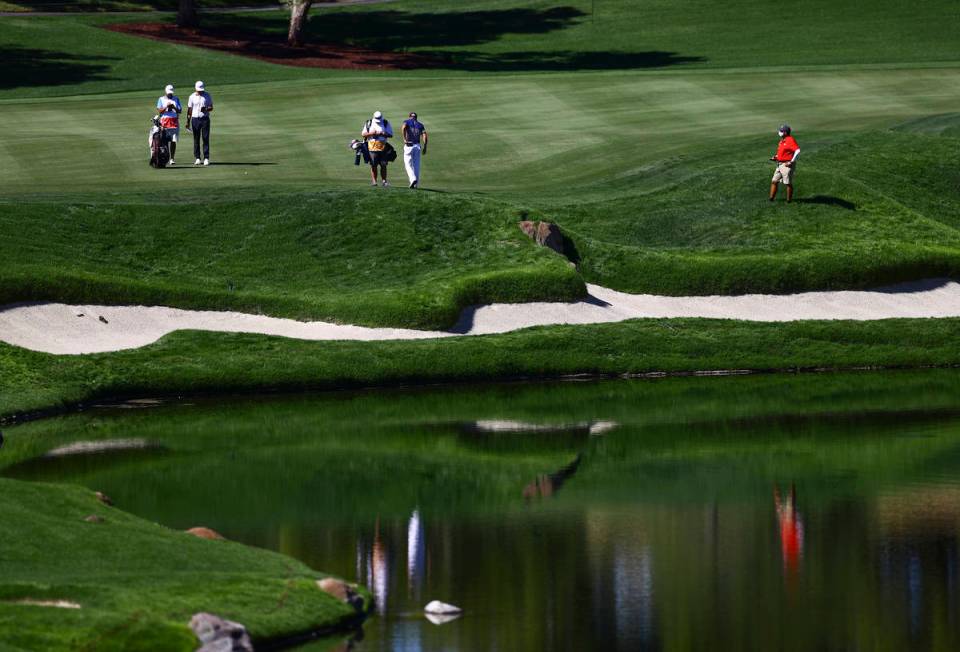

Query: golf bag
[149,116,171,168]
[350,139,370,165]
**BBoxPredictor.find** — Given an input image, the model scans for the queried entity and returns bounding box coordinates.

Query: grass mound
[550,125,960,294]
[0,478,368,651]
[0,191,584,330]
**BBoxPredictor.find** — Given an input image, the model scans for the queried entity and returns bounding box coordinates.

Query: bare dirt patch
[104,22,437,69]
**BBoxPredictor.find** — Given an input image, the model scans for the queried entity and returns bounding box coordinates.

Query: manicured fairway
[1,0,960,413]
[2,68,959,198]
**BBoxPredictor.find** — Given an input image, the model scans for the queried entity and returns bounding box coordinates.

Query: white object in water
[425,612,462,625]
[424,600,462,615]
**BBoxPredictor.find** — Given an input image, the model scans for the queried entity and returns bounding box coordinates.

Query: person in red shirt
[769,124,800,203]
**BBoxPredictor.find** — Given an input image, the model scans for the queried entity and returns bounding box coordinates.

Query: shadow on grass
[413,50,705,71]
[206,162,277,166]
[876,278,953,294]
[205,7,705,71]
[795,195,857,210]
[0,46,115,90]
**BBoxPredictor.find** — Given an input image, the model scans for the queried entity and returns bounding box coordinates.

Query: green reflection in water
[4,370,960,651]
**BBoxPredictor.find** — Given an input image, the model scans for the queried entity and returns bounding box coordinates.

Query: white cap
[164,84,174,94]
[195,80,205,91]
[372,110,382,120]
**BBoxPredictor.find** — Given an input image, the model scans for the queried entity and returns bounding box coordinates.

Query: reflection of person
[155,84,181,165]
[769,124,800,203]
[362,110,394,187]
[401,112,428,189]
[774,484,804,581]
[187,80,214,166]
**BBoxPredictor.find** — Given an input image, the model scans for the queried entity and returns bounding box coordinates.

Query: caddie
[156,84,182,165]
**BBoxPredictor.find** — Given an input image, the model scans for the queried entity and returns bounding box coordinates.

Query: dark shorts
[368,150,388,167]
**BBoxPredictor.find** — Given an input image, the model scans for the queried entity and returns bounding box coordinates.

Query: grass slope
[3,317,960,420]
[0,478,368,651]
[0,191,583,329]
[555,124,960,294]
[2,0,959,98]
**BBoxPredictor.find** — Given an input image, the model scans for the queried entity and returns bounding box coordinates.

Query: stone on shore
[317,578,365,612]
[190,612,253,652]
[186,527,225,541]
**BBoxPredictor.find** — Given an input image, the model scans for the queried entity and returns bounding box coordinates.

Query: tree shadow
[794,195,857,210]
[202,7,705,72]
[415,50,705,72]
[0,46,115,90]
[221,7,588,50]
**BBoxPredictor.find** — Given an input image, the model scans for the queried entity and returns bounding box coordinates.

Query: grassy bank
[0,191,583,329]
[3,316,960,421]
[0,478,368,651]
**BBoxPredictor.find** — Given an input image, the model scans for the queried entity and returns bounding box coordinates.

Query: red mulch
[104,22,438,70]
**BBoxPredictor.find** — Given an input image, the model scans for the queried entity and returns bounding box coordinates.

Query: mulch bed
[104,22,439,69]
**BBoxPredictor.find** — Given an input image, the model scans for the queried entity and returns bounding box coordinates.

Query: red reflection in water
[774,484,804,587]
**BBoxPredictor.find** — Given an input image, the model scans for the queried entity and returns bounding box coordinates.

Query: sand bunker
[1,279,959,355]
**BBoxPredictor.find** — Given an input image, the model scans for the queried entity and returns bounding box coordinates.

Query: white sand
[1,279,959,355]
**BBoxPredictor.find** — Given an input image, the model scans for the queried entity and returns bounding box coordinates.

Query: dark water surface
[6,370,960,651]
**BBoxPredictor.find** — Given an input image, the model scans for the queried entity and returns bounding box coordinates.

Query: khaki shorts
[772,162,794,185]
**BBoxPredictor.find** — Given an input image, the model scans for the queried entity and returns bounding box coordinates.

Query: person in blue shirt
[401,112,428,189]
[155,84,182,165]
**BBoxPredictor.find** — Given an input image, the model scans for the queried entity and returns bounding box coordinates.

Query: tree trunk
[287,0,313,47]
[177,0,198,28]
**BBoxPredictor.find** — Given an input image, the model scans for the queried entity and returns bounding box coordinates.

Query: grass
[0,477,369,651]
[0,191,583,329]
[3,316,960,421]
[7,2,960,649]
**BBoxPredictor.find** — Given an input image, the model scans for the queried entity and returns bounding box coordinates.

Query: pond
[5,370,960,651]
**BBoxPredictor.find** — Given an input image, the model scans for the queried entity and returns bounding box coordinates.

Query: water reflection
[774,484,804,588]
[7,372,960,650]
[522,455,582,500]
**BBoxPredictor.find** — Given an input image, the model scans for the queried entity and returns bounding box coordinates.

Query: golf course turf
[2,2,960,648]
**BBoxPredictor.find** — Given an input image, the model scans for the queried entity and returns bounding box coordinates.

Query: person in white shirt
[361,110,394,187]
[155,84,181,165]
[186,80,214,166]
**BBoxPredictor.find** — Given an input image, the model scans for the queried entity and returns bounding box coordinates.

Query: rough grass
[550,125,960,294]
[3,317,960,421]
[0,478,368,652]
[0,191,584,329]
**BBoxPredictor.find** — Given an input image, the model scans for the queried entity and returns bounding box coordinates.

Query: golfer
[401,112,428,189]
[769,124,800,203]
[361,110,393,187]
[187,80,213,166]
[155,84,181,165]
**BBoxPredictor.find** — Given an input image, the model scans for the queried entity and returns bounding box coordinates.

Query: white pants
[403,144,421,184]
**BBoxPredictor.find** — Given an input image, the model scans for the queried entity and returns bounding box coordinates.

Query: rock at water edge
[317,578,365,612]
[190,612,253,652]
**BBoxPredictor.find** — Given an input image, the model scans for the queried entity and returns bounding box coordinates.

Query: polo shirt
[188,91,213,119]
[403,119,425,145]
[776,136,800,162]
[156,95,181,129]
